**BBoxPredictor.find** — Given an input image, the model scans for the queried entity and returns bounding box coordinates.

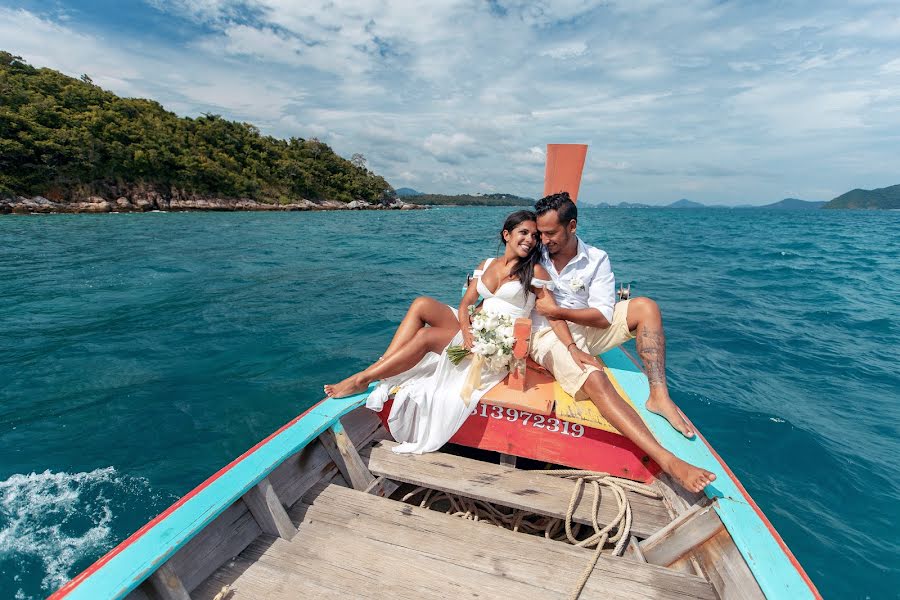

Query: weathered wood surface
[694,528,767,600]
[269,406,381,507]
[655,473,765,599]
[141,562,190,600]
[193,483,715,599]
[362,440,670,538]
[499,452,517,467]
[162,407,380,593]
[625,536,647,562]
[318,422,376,490]
[640,503,725,566]
[124,587,151,600]
[242,476,296,540]
[165,498,261,592]
[364,475,400,498]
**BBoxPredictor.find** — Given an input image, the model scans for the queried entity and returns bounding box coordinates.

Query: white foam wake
[0,467,151,598]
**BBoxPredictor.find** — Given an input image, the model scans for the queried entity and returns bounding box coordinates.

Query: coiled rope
[401,469,661,600]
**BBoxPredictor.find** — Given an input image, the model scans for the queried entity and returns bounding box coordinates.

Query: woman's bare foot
[646,389,695,438]
[323,374,368,398]
[665,456,716,494]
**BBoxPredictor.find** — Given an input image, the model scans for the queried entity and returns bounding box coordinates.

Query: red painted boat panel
[376,398,661,483]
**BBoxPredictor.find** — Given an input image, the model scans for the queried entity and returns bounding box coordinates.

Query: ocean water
[0,207,898,599]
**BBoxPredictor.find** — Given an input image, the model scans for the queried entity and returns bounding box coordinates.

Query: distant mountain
[407,192,533,207]
[667,199,706,208]
[755,198,825,210]
[823,184,900,209]
[593,201,654,209]
[395,187,422,197]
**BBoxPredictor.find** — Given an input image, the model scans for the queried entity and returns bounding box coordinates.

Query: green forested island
[0,52,396,212]
[822,184,900,209]
[408,192,533,207]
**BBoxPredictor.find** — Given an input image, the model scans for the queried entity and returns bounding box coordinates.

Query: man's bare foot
[323,374,368,398]
[646,389,695,438]
[666,456,716,494]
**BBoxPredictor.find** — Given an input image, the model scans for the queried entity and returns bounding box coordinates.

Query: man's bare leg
[324,326,458,398]
[627,297,694,438]
[580,370,715,493]
[380,297,458,360]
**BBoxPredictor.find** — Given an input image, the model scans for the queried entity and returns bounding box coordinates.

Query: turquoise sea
[1,207,898,599]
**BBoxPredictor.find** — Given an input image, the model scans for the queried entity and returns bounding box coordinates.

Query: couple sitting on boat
[325,192,716,493]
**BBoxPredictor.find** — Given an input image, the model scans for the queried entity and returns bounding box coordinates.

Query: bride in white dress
[324,210,579,454]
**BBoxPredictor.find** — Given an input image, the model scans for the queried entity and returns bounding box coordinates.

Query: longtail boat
[50,145,821,600]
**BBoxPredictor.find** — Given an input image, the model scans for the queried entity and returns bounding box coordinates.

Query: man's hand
[569,346,602,372]
[534,293,560,318]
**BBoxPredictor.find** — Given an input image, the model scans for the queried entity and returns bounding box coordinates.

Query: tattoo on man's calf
[637,329,666,386]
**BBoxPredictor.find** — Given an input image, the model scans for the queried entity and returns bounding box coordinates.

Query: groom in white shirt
[530,192,715,493]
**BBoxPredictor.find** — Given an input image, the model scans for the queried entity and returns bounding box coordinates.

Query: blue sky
[2,1,899,205]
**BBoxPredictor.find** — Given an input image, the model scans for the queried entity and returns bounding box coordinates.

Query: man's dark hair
[534,192,577,225]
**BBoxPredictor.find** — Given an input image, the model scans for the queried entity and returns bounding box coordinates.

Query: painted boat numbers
[471,403,585,438]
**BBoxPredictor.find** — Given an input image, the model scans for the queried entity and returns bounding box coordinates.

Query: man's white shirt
[533,237,616,330]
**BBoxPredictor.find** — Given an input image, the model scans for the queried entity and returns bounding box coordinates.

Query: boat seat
[361,439,671,538]
[480,357,556,415]
[552,357,644,434]
[482,350,645,435]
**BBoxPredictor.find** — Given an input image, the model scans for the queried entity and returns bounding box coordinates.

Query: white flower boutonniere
[569,277,585,292]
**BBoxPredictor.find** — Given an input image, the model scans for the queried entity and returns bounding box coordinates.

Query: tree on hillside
[0,54,395,203]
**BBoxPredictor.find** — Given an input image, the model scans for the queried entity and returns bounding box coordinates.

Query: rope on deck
[400,469,661,600]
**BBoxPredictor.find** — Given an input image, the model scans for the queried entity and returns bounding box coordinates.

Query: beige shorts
[530,299,635,400]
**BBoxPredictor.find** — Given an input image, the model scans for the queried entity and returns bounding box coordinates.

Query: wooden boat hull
[376,398,660,482]
[49,145,821,598]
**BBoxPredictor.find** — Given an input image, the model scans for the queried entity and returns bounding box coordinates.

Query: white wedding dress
[366,258,549,454]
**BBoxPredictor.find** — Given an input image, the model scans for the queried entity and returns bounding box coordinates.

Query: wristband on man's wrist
[567,342,577,352]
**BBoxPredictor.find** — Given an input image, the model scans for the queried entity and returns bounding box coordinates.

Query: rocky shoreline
[0,195,425,214]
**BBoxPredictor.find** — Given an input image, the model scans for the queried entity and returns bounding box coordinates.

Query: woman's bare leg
[381,297,458,360]
[325,326,458,398]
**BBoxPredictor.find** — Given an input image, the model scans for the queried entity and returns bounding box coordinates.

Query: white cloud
[540,41,588,60]
[881,58,900,74]
[2,1,899,204]
[423,133,485,165]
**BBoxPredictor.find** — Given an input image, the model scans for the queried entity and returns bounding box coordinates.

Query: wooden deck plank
[194,531,531,600]
[296,483,716,599]
[640,503,725,567]
[194,482,715,600]
[362,440,670,538]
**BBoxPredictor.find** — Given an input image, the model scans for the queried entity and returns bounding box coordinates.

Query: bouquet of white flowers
[448,310,516,372]
[448,310,517,404]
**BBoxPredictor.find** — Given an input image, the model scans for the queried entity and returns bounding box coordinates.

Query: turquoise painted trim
[600,347,815,600]
[64,387,373,600]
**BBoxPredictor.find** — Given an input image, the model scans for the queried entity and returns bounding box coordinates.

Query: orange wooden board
[480,359,555,416]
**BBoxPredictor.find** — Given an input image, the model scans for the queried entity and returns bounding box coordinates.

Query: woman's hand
[461,327,475,350]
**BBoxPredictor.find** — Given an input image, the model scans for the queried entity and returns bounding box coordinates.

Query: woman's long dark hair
[499,210,542,292]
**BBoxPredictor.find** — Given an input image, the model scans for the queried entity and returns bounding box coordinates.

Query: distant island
[405,192,533,207]
[4,52,898,215]
[593,192,897,210]
[0,52,421,214]
[823,184,900,209]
